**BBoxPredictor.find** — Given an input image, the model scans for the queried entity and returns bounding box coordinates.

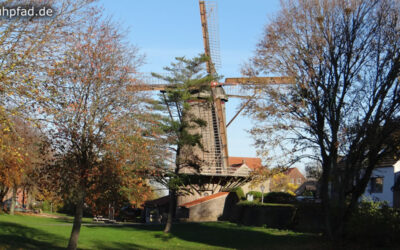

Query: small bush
[246,191,263,201]
[264,192,296,204]
[346,200,400,247]
[42,201,51,212]
[33,200,64,213]
[230,187,245,200]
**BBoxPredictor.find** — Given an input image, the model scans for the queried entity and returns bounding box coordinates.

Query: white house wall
[363,166,394,206]
[394,160,400,173]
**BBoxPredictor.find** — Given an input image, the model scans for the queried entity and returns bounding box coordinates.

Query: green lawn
[0,213,328,249]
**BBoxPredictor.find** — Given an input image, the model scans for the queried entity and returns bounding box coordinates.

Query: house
[229,159,307,196]
[2,188,29,211]
[362,158,400,207]
[284,168,307,186]
[228,157,262,174]
[268,167,306,194]
[228,157,270,194]
[295,179,319,197]
[292,156,400,207]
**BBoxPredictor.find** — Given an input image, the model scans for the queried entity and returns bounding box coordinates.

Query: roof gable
[228,157,262,170]
[285,167,305,179]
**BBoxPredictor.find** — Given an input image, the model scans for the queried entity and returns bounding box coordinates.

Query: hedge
[264,192,296,204]
[231,201,297,228]
[345,200,400,247]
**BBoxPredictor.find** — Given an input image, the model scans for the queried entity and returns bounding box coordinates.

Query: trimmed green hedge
[246,191,263,199]
[227,201,324,231]
[245,191,297,204]
[231,201,297,229]
[264,192,296,204]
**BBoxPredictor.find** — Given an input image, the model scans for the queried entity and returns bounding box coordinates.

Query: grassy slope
[0,214,327,249]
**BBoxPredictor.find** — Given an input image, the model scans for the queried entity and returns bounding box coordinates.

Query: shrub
[230,187,245,200]
[264,192,296,204]
[246,191,263,201]
[235,201,296,228]
[345,200,400,247]
[33,200,64,213]
[42,200,51,212]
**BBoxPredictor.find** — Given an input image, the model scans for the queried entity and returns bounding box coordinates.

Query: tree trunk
[319,159,334,240]
[164,189,176,233]
[0,186,9,212]
[10,187,17,215]
[67,195,84,250]
[322,201,333,239]
[22,188,26,209]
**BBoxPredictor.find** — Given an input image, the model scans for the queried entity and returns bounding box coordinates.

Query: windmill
[130,1,294,201]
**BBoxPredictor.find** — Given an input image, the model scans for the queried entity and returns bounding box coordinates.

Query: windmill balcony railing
[179,166,250,177]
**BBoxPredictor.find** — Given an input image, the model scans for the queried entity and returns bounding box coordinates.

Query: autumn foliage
[0,116,46,211]
[31,7,150,250]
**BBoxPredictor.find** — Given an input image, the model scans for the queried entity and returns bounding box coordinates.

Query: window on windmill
[370,177,384,193]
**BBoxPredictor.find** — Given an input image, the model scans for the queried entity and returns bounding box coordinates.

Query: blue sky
[100,0,281,158]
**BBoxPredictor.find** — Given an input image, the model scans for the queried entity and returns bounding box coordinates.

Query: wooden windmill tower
[185,0,293,177]
[131,1,294,202]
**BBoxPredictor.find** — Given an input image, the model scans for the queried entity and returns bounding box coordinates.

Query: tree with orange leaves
[37,10,147,249]
[0,116,47,214]
[84,116,156,217]
[0,0,93,183]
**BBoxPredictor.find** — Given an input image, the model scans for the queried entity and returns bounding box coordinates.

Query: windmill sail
[200,0,221,72]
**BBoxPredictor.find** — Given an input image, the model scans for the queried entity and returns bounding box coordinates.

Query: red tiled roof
[180,192,229,208]
[228,157,262,170]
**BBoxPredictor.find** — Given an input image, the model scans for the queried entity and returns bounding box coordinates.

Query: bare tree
[245,0,400,240]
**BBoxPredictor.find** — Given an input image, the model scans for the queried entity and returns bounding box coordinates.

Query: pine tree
[151,54,215,233]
